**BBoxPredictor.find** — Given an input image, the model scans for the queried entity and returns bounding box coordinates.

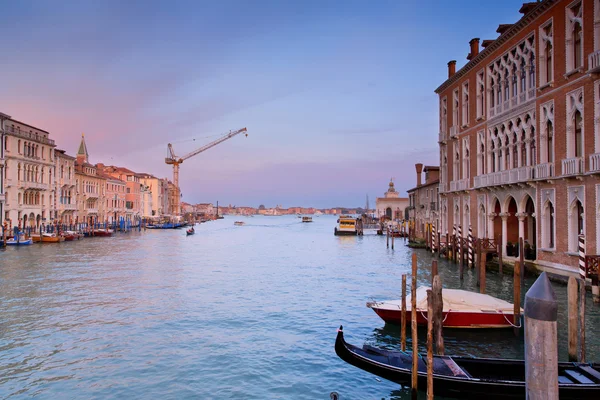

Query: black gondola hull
[335,327,600,399]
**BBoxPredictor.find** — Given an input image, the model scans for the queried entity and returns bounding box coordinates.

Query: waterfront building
[195,203,215,217]
[0,112,11,224]
[99,172,126,224]
[3,117,56,229]
[138,174,168,217]
[167,181,178,217]
[375,179,409,220]
[407,164,440,239]
[140,181,153,218]
[75,135,106,225]
[98,165,142,224]
[436,0,600,275]
[54,149,77,223]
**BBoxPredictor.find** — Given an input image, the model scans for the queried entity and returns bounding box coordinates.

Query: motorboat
[302,216,313,223]
[366,287,521,329]
[6,234,33,245]
[63,231,83,241]
[335,326,600,399]
[234,221,245,226]
[334,215,357,236]
[32,233,65,243]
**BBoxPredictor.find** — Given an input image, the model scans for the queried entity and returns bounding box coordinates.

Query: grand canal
[0,215,599,399]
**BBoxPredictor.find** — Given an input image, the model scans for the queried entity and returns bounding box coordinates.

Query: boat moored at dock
[367,286,521,329]
[334,216,357,236]
[335,326,600,399]
[32,233,65,243]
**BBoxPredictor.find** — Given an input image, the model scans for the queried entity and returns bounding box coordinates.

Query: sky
[1,0,526,208]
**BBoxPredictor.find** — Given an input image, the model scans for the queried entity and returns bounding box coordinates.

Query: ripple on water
[0,216,599,399]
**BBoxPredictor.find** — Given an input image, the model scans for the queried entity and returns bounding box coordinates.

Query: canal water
[0,215,598,399]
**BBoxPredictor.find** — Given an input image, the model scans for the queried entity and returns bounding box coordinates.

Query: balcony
[62,203,76,210]
[439,130,447,143]
[472,166,534,189]
[449,125,458,138]
[589,153,600,173]
[535,163,554,180]
[449,178,469,192]
[24,182,48,190]
[588,50,600,74]
[5,128,55,146]
[561,157,584,176]
[86,208,98,214]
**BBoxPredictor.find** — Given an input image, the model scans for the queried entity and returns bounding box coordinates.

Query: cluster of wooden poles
[399,251,589,399]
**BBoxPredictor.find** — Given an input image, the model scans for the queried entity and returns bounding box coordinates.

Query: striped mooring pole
[431,223,436,254]
[579,234,586,280]
[457,225,462,259]
[468,226,473,267]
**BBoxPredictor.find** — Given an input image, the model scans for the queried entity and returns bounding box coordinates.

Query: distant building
[407,164,440,239]
[75,135,106,225]
[375,180,409,220]
[54,149,77,223]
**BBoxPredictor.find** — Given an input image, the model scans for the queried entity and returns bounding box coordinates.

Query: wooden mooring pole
[513,261,521,337]
[401,274,407,352]
[497,240,503,275]
[524,272,558,399]
[579,278,586,363]
[386,229,389,248]
[431,259,438,284]
[479,241,486,294]
[426,289,434,400]
[567,277,578,362]
[391,231,394,250]
[432,275,444,355]
[411,253,418,400]
[519,237,525,284]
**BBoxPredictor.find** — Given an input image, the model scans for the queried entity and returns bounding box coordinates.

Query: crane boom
[164,127,248,216]
[180,127,247,162]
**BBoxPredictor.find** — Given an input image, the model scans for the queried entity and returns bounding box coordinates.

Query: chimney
[447,60,456,78]
[467,38,480,60]
[415,163,424,186]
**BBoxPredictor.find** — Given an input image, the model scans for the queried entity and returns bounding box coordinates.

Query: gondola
[186,228,195,236]
[335,326,600,399]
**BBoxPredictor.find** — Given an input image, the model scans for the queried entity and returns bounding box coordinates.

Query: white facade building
[3,118,56,229]
[54,149,77,223]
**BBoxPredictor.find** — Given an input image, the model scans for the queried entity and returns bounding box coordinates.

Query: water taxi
[301,216,313,223]
[334,215,357,236]
[234,221,245,226]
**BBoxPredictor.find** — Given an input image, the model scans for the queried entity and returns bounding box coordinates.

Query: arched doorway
[524,195,536,246]
[478,204,486,238]
[386,207,392,219]
[492,198,501,240]
[505,197,518,256]
[29,213,35,228]
[569,199,584,252]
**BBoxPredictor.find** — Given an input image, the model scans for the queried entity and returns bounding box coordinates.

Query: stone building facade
[375,180,409,220]
[407,164,440,240]
[75,135,106,225]
[3,117,56,229]
[436,0,600,275]
[54,149,77,223]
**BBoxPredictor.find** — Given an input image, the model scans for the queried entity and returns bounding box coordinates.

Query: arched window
[549,202,554,248]
[547,120,554,162]
[575,110,583,157]
[17,163,21,181]
[17,140,21,154]
[574,15,582,69]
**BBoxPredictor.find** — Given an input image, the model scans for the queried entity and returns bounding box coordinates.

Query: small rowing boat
[335,326,600,399]
[366,287,521,329]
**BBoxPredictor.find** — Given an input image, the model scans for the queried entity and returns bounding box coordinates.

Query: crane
[165,127,248,215]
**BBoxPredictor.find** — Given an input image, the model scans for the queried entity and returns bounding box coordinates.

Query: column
[488,213,497,239]
[500,212,509,256]
[525,136,532,166]
[516,212,527,241]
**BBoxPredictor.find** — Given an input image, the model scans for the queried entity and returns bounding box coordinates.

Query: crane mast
[165,127,247,216]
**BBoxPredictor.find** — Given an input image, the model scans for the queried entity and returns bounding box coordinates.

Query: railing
[24,182,48,190]
[589,153,600,172]
[528,87,535,100]
[449,125,458,138]
[439,130,447,143]
[535,163,554,179]
[588,50,600,73]
[472,166,534,188]
[561,157,584,176]
[61,203,76,210]
[86,208,98,214]
[5,128,55,146]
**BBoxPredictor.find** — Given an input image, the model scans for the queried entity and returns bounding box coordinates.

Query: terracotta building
[436,0,600,276]
[407,164,440,240]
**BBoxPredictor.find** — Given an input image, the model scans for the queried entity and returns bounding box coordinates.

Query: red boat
[367,287,521,329]
[92,229,113,237]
